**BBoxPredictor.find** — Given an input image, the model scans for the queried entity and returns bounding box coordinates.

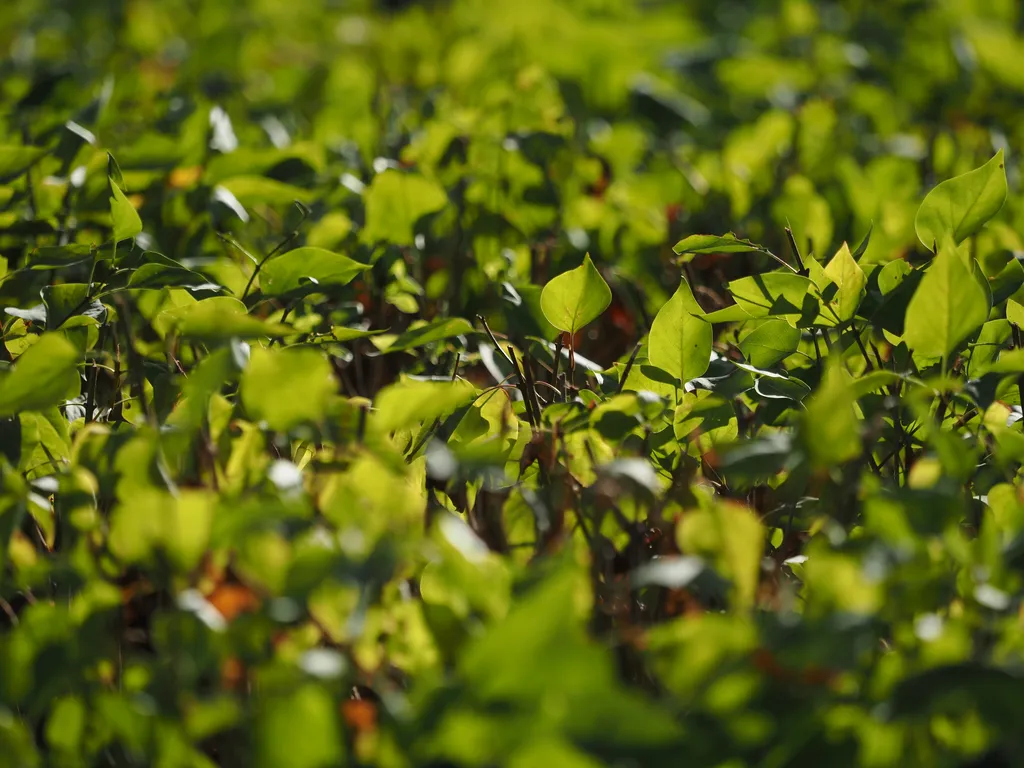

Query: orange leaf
[206,583,260,622]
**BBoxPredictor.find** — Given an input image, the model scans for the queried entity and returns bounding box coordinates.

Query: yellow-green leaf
[915,150,1007,250]
[903,240,989,360]
[678,501,764,609]
[822,242,866,322]
[540,254,611,335]
[0,334,80,416]
[648,278,712,385]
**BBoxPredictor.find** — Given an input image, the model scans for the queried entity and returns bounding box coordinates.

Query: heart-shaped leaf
[822,242,866,322]
[727,273,816,319]
[915,150,1007,250]
[904,240,989,360]
[539,254,611,335]
[259,247,369,297]
[648,278,712,385]
[361,170,448,246]
[738,319,801,368]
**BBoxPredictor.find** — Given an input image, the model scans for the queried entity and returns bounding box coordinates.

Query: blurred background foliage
[3,1,1024,767]
[6,0,1024,339]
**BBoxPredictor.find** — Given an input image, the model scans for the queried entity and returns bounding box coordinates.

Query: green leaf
[378,317,474,354]
[45,697,86,755]
[449,388,519,463]
[991,256,1024,305]
[702,304,755,323]
[373,378,477,433]
[171,297,293,340]
[40,284,102,329]
[109,489,215,572]
[259,247,369,297]
[331,326,387,342]
[801,361,861,468]
[218,175,314,207]
[615,348,679,400]
[17,408,72,475]
[108,155,143,243]
[361,170,448,245]
[677,501,764,609]
[1007,298,1024,329]
[673,233,771,258]
[915,150,1007,250]
[822,242,866,322]
[726,272,815,320]
[738,319,801,368]
[849,370,903,398]
[754,374,812,403]
[175,347,241,430]
[851,223,873,260]
[673,391,737,451]
[0,145,47,180]
[647,278,712,385]
[128,252,209,288]
[0,334,80,416]
[539,254,611,335]
[26,245,96,270]
[254,684,345,768]
[903,241,990,360]
[877,260,912,295]
[240,347,336,431]
[985,348,1024,374]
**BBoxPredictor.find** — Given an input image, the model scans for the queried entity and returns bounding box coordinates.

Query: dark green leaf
[0,334,80,416]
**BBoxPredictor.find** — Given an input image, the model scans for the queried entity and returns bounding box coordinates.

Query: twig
[522,353,544,422]
[241,229,300,300]
[550,333,563,387]
[507,345,538,427]
[476,315,514,367]
[783,225,804,272]
[851,325,874,373]
[616,342,642,395]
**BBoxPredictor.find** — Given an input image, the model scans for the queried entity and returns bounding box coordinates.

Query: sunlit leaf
[648,278,712,385]
[678,501,764,609]
[904,240,989,360]
[259,247,369,297]
[170,297,293,340]
[377,317,474,354]
[0,145,47,180]
[673,390,737,451]
[361,169,448,245]
[801,361,861,468]
[673,232,772,260]
[0,334,79,416]
[822,242,866,322]
[726,272,815,320]
[539,254,611,334]
[373,378,477,433]
[108,153,142,243]
[240,346,336,430]
[254,685,345,768]
[915,150,1007,250]
[738,319,801,368]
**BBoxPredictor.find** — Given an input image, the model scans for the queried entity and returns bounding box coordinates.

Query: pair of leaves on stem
[539,254,711,385]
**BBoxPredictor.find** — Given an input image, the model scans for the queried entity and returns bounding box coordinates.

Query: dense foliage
[5,0,1024,765]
